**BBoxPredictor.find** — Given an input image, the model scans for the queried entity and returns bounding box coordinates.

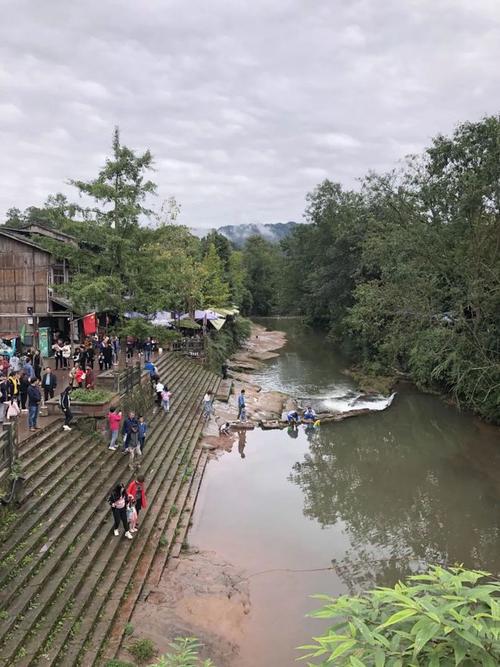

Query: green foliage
[300,565,500,666]
[281,115,500,421]
[16,129,244,317]
[70,388,113,403]
[206,317,252,371]
[241,235,282,315]
[104,660,135,667]
[128,637,157,663]
[149,637,215,666]
[201,243,231,307]
[120,384,154,418]
[117,320,181,347]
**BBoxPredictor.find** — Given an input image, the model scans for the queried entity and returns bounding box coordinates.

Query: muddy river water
[190,318,500,666]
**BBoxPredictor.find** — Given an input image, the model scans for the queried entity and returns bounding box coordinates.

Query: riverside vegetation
[245,116,500,422]
[4,117,499,421]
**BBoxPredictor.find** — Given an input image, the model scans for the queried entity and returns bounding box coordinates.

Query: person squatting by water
[303,406,317,421]
[108,483,133,539]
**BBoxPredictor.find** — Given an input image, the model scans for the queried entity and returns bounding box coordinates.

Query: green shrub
[206,316,251,372]
[120,384,154,417]
[300,565,500,666]
[149,637,215,666]
[128,638,156,663]
[71,388,113,403]
[104,661,135,667]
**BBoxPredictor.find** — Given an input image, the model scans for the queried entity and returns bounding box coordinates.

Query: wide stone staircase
[0,352,220,666]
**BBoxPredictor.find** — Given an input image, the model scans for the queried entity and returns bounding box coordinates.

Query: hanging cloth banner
[83,312,97,336]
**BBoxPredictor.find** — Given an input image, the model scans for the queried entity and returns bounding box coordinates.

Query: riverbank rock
[122,550,250,667]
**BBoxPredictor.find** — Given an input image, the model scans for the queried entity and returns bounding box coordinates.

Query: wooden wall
[0,235,51,335]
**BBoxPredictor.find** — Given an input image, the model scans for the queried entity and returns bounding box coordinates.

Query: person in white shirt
[155,380,164,406]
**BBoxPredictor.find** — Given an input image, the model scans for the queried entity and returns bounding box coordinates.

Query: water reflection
[238,430,247,458]
[289,396,500,592]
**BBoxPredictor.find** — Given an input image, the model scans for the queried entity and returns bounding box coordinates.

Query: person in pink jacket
[107,407,122,450]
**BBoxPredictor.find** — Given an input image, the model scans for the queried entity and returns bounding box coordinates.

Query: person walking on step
[122,411,139,453]
[108,483,133,539]
[138,415,148,453]
[41,366,57,402]
[27,377,42,431]
[59,386,73,431]
[203,390,213,421]
[126,495,138,533]
[155,378,164,407]
[161,386,172,413]
[127,474,147,529]
[107,406,122,450]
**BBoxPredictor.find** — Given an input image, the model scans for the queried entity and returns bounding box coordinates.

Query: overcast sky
[1,0,499,228]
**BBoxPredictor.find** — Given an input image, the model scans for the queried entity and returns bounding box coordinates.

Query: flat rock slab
[215,379,233,402]
[123,550,250,667]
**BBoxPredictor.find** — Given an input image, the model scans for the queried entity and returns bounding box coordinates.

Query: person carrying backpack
[59,386,73,431]
[108,483,133,539]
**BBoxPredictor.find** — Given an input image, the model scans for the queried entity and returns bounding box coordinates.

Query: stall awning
[209,318,226,330]
[177,318,201,330]
[212,306,240,316]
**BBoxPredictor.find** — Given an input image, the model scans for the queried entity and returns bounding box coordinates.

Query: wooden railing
[0,421,18,480]
[171,337,205,358]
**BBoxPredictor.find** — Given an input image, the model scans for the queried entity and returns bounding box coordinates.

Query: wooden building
[0,228,72,347]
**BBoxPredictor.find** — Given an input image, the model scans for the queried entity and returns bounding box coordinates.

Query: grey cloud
[1,0,499,227]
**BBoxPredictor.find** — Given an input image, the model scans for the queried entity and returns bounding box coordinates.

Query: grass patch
[128,638,156,663]
[71,388,114,403]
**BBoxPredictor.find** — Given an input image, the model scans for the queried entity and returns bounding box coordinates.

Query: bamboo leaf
[377,608,418,629]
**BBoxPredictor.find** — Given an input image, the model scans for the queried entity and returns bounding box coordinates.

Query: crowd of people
[0,333,160,433]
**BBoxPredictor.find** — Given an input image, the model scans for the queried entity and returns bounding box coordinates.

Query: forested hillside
[278,116,500,421]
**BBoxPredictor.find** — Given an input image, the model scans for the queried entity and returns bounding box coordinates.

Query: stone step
[1,360,218,664]
[0,354,182,564]
[215,378,233,402]
[0,354,202,656]
[0,354,183,576]
[73,384,218,666]
[21,368,218,667]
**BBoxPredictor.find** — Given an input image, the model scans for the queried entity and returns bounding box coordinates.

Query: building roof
[0,228,52,254]
[19,223,78,246]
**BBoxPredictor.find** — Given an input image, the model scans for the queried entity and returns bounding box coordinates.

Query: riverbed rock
[122,550,250,667]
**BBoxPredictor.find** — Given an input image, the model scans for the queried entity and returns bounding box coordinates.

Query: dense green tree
[281,115,500,421]
[201,242,231,307]
[241,235,282,315]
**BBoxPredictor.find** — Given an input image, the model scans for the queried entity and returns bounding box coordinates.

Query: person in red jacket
[126,474,147,528]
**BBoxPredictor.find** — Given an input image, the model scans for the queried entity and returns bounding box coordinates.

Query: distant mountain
[192,221,299,246]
